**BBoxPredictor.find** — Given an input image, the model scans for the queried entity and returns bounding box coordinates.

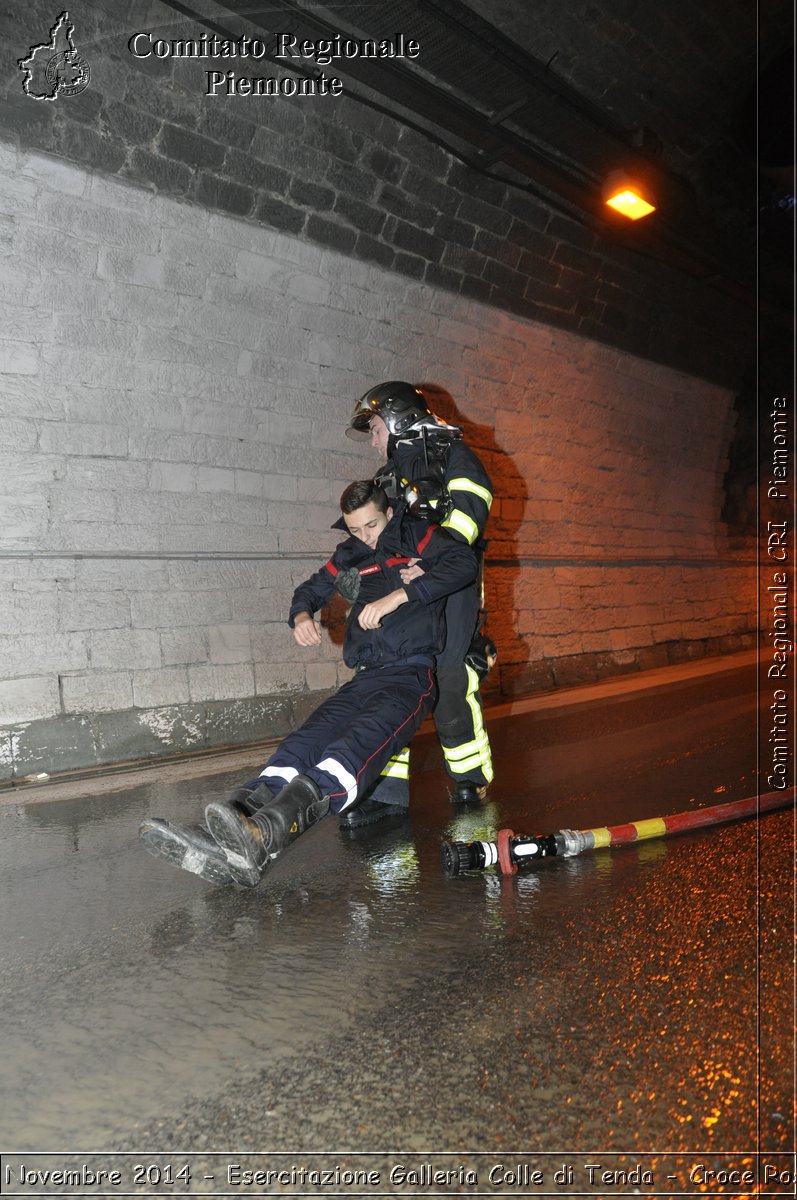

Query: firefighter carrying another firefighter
[346,381,496,825]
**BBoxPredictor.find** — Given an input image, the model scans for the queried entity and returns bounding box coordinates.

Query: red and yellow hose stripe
[581,790,791,851]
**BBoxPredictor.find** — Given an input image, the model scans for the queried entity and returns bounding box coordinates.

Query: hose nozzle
[441,830,559,877]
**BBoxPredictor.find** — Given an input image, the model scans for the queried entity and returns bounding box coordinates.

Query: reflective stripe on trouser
[369,746,410,808]
[259,765,298,787]
[258,666,435,816]
[380,747,410,779]
[434,662,493,786]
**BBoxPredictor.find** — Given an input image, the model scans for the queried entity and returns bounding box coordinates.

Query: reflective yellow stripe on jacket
[441,477,493,545]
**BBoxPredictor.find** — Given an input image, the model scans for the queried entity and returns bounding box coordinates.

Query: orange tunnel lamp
[603,170,657,220]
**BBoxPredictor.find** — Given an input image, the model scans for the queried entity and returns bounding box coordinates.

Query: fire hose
[440,787,796,877]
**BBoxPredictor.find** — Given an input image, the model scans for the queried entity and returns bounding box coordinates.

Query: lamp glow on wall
[603,170,656,220]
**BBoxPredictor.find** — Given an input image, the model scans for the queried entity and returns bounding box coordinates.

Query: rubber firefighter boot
[204,775,329,888]
[339,797,408,828]
[225,778,275,816]
[139,818,234,886]
[449,781,488,805]
[254,775,329,853]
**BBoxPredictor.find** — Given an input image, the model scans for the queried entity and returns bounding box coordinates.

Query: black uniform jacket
[388,426,493,548]
[288,504,477,670]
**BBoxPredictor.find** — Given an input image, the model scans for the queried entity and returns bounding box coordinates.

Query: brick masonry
[0,1,756,388]
[0,138,756,780]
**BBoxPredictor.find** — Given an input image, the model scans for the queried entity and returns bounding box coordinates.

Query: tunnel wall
[0,1,756,388]
[0,142,755,780]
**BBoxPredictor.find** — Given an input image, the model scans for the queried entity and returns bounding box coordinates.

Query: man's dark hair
[340,479,389,515]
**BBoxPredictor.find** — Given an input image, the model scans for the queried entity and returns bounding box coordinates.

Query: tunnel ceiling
[162,0,795,316]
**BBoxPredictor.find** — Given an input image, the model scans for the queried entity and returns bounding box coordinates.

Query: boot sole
[139,820,233,886]
[339,805,407,829]
[448,788,488,806]
[204,804,266,888]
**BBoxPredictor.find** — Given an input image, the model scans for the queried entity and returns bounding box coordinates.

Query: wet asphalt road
[0,654,794,1197]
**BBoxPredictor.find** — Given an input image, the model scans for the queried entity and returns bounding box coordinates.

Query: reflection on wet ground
[0,655,793,1184]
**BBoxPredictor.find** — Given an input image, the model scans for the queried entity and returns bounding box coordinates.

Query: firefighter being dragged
[139,480,477,886]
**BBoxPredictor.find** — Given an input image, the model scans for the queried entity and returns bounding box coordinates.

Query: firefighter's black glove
[334,567,361,603]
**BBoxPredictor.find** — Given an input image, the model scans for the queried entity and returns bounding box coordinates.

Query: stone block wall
[0,0,755,387]
[0,142,755,779]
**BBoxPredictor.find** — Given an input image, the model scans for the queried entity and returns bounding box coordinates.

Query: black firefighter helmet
[346,380,432,440]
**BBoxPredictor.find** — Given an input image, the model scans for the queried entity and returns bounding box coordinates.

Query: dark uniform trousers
[256,663,436,816]
[434,582,492,787]
[368,583,492,808]
[376,434,494,798]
